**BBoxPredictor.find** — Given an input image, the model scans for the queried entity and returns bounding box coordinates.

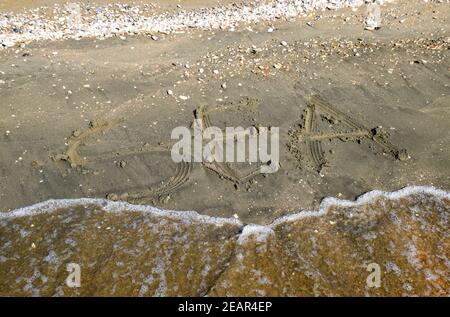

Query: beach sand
[0,0,448,223]
[0,0,449,296]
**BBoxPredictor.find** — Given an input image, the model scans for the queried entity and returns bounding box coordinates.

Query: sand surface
[0,0,449,296]
[0,0,449,223]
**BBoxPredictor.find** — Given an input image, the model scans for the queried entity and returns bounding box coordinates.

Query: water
[1,186,448,296]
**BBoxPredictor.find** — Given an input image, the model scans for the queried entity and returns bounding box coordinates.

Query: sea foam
[1,186,448,229]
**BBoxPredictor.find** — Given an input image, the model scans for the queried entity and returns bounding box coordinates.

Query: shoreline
[1,184,448,296]
[2,185,449,226]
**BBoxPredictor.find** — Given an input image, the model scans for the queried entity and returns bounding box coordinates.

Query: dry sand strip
[0,186,448,296]
[0,0,395,48]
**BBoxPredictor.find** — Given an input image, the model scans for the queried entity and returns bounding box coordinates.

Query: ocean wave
[1,185,448,296]
[2,185,448,228]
